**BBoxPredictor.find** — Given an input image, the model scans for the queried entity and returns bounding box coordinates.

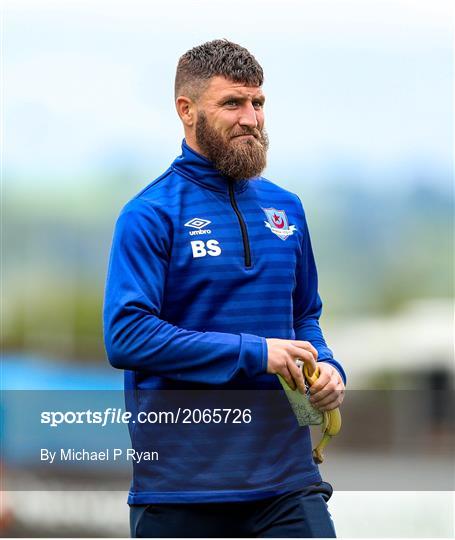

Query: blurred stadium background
[2,0,454,537]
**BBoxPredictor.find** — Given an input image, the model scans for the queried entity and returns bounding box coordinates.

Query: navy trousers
[130,482,336,538]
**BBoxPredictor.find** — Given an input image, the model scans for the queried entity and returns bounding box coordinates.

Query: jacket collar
[171,139,249,194]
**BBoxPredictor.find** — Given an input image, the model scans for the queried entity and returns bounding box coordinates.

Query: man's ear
[176,96,196,127]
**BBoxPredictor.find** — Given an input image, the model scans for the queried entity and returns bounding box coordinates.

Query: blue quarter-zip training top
[103,140,346,504]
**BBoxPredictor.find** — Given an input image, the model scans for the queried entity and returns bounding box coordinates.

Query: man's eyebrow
[219,94,265,103]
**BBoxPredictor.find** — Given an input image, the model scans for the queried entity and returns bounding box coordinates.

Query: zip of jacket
[228,180,252,268]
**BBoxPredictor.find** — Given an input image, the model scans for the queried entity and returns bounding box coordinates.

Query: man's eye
[225,100,238,106]
[253,101,264,109]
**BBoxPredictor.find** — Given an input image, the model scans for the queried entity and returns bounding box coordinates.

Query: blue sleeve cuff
[318,358,347,385]
[239,333,268,377]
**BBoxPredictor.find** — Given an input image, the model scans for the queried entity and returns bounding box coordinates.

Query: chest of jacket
[160,180,303,337]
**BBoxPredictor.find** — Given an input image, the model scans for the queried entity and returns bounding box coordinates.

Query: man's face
[194,76,269,180]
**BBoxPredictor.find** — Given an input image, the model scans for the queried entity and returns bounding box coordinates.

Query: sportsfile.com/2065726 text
[40,408,253,427]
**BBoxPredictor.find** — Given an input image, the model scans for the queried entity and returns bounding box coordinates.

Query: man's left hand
[308,362,345,411]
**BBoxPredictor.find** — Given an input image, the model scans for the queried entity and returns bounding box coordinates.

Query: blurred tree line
[3,172,452,362]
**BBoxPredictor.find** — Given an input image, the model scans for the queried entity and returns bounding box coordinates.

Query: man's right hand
[266,339,318,394]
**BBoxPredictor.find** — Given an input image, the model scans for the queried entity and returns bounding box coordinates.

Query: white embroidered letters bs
[191,240,222,258]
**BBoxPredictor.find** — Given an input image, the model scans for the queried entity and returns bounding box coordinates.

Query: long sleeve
[103,199,267,384]
[292,203,347,385]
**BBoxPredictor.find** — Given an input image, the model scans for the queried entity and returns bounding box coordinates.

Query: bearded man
[104,39,346,538]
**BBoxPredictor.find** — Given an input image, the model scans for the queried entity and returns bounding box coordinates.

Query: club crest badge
[262,207,297,241]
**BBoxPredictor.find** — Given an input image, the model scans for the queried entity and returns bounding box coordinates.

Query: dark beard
[195,111,269,181]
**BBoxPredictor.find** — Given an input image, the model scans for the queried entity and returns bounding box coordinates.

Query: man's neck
[183,136,207,159]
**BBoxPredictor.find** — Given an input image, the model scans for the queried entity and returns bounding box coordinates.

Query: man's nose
[238,103,258,128]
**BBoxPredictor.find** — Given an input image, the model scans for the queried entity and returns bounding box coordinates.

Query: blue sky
[3,0,453,191]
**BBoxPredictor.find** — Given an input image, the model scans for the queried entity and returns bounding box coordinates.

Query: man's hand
[266,339,317,394]
[309,362,345,411]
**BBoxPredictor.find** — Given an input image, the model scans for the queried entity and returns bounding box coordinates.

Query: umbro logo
[184,217,212,236]
[184,217,219,256]
[184,218,211,229]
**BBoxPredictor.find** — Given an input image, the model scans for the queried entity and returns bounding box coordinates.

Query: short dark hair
[175,39,264,101]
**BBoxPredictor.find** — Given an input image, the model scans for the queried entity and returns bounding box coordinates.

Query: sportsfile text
[41,407,253,427]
